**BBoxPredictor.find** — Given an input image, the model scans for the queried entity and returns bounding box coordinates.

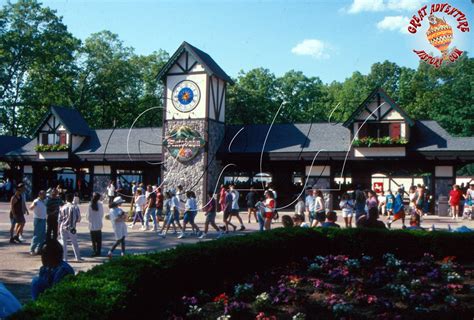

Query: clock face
[171,80,201,113]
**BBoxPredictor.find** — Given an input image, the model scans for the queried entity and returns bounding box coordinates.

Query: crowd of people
[3,179,473,309]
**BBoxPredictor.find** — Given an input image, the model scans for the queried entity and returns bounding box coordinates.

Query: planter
[38,151,69,160]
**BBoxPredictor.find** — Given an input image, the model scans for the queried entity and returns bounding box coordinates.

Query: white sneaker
[199,233,207,239]
[178,233,185,239]
[19,235,25,242]
[160,233,166,239]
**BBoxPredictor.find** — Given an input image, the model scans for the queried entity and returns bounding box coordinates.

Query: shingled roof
[218,120,474,156]
[219,123,351,154]
[34,106,92,137]
[0,136,29,156]
[157,41,234,84]
[74,127,163,161]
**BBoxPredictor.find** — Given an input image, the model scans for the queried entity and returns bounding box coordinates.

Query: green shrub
[34,144,69,152]
[10,228,474,320]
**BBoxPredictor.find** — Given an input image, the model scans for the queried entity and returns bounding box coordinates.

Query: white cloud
[291,39,331,59]
[376,16,410,34]
[386,0,427,11]
[348,0,385,14]
[347,0,427,14]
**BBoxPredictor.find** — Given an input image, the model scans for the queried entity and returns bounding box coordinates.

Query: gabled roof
[157,41,234,84]
[34,106,91,137]
[343,87,414,127]
[0,136,29,156]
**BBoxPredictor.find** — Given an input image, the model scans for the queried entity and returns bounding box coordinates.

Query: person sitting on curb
[321,211,340,228]
[31,240,74,300]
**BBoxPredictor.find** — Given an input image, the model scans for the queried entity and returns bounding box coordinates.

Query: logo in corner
[408,3,470,68]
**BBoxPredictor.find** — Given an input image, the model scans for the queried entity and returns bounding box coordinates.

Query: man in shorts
[223,187,237,233]
[10,183,28,243]
[229,185,245,231]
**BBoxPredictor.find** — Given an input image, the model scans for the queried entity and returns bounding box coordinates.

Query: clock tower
[158,42,233,205]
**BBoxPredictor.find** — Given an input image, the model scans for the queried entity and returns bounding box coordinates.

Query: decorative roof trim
[343,87,414,127]
[157,41,234,84]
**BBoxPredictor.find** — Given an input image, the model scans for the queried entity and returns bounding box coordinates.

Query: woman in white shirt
[107,196,127,258]
[178,191,201,238]
[339,193,354,228]
[129,188,146,229]
[86,192,104,257]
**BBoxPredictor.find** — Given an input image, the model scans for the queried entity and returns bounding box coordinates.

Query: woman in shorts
[339,193,354,228]
[262,191,275,230]
[179,191,200,238]
[311,189,326,227]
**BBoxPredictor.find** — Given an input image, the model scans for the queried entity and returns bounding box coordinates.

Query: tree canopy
[0,0,472,138]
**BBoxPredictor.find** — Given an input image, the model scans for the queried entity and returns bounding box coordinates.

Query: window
[367,123,389,138]
[358,122,401,139]
[59,132,67,145]
[41,133,48,145]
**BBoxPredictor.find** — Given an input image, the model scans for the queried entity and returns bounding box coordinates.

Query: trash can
[437,195,449,216]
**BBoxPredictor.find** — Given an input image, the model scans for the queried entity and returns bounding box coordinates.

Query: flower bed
[10,228,474,320]
[175,254,474,319]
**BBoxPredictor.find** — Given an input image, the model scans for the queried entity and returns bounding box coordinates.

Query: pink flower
[367,295,378,304]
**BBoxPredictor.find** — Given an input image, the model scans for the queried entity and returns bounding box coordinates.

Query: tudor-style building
[1,42,473,212]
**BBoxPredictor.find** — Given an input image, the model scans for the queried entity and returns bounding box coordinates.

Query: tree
[0,0,80,136]
[275,70,325,123]
[227,68,279,124]
[74,31,169,129]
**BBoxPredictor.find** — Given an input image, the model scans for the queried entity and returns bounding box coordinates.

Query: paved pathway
[0,201,472,304]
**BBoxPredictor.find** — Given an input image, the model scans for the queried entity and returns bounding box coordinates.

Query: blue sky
[7,0,474,83]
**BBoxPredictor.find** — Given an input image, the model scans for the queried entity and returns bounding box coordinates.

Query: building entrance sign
[163,125,206,162]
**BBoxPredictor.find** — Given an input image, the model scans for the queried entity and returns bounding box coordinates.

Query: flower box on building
[352,137,408,148]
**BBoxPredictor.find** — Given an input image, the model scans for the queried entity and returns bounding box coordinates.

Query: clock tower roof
[157,41,234,84]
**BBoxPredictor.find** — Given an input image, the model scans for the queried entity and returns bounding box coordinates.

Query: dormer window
[40,132,67,145]
[359,122,401,139]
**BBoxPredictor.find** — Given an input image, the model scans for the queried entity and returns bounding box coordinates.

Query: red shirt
[449,189,462,205]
